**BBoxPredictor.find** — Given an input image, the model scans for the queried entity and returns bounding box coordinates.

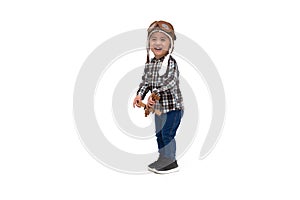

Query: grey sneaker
[153,160,179,174]
[148,156,164,172]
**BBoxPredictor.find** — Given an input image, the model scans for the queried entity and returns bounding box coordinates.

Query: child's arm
[136,65,150,99]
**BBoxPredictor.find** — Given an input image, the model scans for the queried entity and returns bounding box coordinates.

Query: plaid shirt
[136,55,184,114]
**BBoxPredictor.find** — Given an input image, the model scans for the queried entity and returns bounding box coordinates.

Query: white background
[1,0,299,199]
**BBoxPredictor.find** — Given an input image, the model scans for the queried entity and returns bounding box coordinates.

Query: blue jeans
[155,110,183,161]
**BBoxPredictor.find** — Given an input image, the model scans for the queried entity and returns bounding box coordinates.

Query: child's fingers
[147,100,155,108]
[133,96,142,108]
[133,100,138,108]
[133,99,142,108]
[149,99,155,105]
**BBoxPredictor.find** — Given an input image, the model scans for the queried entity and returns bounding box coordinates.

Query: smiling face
[149,32,171,59]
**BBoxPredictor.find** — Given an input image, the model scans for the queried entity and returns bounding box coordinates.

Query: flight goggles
[147,21,176,40]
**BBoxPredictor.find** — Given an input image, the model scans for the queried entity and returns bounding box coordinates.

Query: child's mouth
[154,47,162,51]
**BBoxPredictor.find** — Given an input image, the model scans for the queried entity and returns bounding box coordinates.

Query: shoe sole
[148,166,156,172]
[152,167,179,174]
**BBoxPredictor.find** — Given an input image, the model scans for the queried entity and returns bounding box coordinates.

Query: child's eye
[161,38,166,42]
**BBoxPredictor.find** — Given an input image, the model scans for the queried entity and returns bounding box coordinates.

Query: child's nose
[154,40,161,45]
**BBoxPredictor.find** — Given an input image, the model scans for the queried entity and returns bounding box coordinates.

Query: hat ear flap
[146,50,150,64]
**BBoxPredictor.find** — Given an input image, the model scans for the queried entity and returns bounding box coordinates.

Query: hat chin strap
[159,53,170,75]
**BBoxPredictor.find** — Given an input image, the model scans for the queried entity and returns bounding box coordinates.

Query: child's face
[149,32,171,59]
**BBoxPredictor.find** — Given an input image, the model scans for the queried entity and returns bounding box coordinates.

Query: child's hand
[147,95,156,108]
[133,95,142,108]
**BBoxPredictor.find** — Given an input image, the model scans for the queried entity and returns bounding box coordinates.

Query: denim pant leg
[155,110,183,161]
[155,113,167,156]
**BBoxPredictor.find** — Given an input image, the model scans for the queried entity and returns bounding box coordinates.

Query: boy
[133,21,184,174]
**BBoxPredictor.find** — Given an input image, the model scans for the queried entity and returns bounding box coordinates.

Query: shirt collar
[151,56,165,63]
